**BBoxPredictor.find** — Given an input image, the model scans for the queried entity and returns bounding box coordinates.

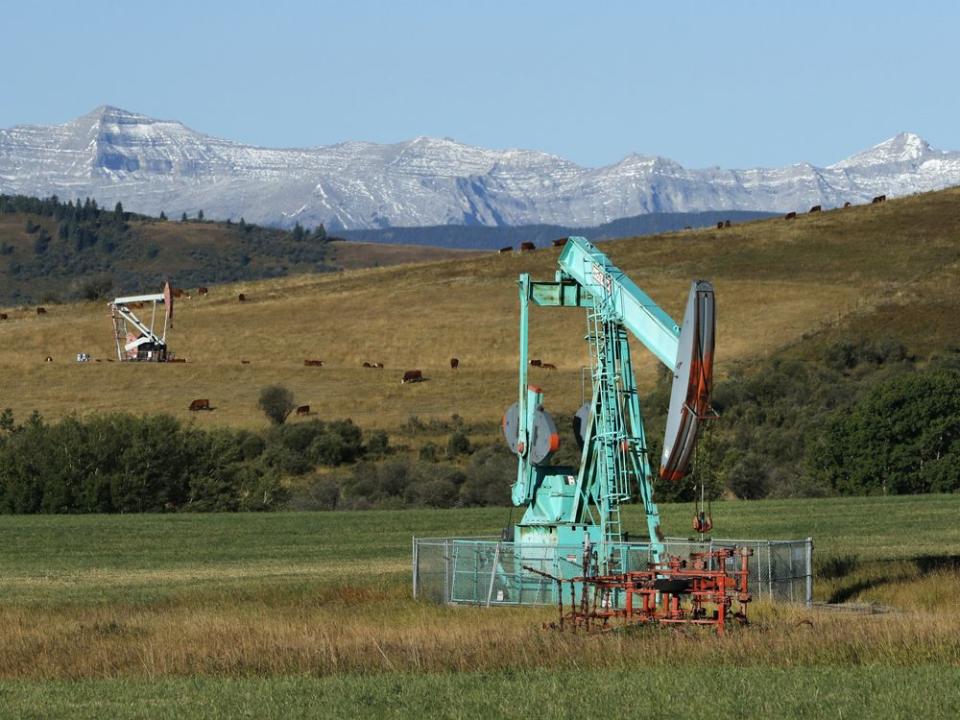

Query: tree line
[0,194,338,305]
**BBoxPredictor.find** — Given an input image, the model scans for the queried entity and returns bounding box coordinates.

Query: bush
[258,385,296,425]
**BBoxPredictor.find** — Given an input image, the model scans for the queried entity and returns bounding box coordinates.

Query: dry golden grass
[2,188,960,431]
[0,587,956,679]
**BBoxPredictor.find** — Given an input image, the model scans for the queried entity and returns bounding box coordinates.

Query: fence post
[805,537,814,607]
[412,536,418,599]
[444,539,450,603]
[767,542,773,601]
[486,542,502,607]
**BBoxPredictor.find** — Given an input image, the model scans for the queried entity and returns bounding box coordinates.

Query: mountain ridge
[2,107,959,230]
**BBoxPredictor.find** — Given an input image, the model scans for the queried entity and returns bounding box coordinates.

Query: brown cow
[843,201,852,208]
[541,362,557,370]
[45,356,53,362]
[401,369,423,384]
[784,212,797,220]
[552,238,567,247]
[167,358,187,363]
[131,302,145,309]
[716,222,724,230]
[519,242,536,252]
[809,205,822,213]
[362,361,372,368]
[295,405,310,416]
[450,357,459,369]
[872,195,887,204]
[238,293,247,302]
[197,287,209,296]
[373,362,383,369]
[498,246,512,254]
[170,288,186,299]
[241,359,250,364]
[188,399,212,411]
[36,307,47,315]
[0,313,7,320]
[529,359,542,367]
[304,359,324,367]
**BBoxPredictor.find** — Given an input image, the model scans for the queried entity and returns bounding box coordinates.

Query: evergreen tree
[181,211,188,222]
[197,209,204,221]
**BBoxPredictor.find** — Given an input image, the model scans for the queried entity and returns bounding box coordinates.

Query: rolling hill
[0,195,472,304]
[1,188,959,435]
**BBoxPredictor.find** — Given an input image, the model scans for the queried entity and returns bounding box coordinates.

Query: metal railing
[413,536,813,607]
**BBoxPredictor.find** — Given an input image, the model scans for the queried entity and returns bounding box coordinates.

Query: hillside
[1,188,959,437]
[0,195,470,304]
[337,210,778,249]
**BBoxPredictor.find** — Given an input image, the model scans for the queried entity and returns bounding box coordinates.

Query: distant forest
[338,210,779,250]
[0,194,335,304]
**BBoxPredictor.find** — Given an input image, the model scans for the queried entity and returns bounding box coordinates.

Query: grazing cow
[716,222,724,230]
[45,356,53,362]
[373,362,384,369]
[809,205,822,213]
[238,293,247,302]
[295,405,310,416]
[552,238,567,247]
[684,225,693,231]
[724,220,732,228]
[872,195,887,204]
[498,246,512,254]
[362,361,372,367]
[36,307,47,315]
[450,357,459,369]
[168,358,187,363]
[131,302,144,309]
[170,288,186,299]
[529,359,542,367]
[519,242,536,252]
[401,369,423,384]
[784,212,797,220]
[304,359,324,367]
[188,399,212,411]
[197,287,209,296]
[0,313,7,320]
[541,362,557,370]
[240,359,250,364]
[843,201,852,208]
[363,361,383,368]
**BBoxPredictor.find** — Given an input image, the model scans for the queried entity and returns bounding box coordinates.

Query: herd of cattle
[8,194,896,414]
[783,195,885,222]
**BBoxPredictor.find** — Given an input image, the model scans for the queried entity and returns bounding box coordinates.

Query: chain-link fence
[413,536,813,607]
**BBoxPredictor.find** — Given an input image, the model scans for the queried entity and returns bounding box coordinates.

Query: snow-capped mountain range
[1,106,958,230]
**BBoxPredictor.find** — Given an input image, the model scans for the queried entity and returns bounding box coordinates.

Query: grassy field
[2,188,960,434]
[2,191,960,716]
[0,496,958,717]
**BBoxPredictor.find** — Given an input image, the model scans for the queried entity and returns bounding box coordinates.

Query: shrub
[258,385,296,425]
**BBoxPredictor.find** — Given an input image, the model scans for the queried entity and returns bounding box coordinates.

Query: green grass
[2,667,959,720]
[0,498,958,717]
[2,495,957,606]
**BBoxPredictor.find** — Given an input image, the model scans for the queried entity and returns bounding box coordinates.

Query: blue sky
[2,0,957,168]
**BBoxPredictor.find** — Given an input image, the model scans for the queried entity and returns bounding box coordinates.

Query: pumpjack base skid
[528,547,753,636]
